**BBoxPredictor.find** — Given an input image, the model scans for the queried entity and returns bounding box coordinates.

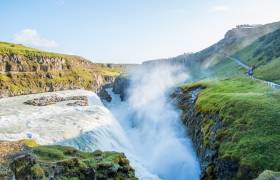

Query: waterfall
[0,89,159,179]
[105,63,201,180]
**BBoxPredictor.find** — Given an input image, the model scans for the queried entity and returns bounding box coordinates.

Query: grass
[0,41,63,58]
[31,145,135,179]
[0,42,123,96]
[233,28,280,83]
[182,77,280,177]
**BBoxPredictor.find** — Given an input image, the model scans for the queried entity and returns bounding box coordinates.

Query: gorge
[1,21,280,180]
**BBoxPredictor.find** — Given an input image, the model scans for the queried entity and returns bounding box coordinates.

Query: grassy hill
[204,24,280,84]
[175,21,280,179]
[235,28,280,83]
[179,77,280,179]
[0,42,122,97]
[143,21,280,85]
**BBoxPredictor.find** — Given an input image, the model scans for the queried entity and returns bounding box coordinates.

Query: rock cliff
[0,42,121,97]
[112,75,130,101]
[174,78,280,179]
[173,87,237,179]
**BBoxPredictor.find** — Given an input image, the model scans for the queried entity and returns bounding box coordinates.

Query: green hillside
[205,26,280,84]
[235,29,280,83]
[180,77,280,178]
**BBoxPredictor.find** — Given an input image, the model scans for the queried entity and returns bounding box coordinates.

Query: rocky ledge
[173,82,280,180]
[112,75,130,101]
[0,140,136,180]
[173,87,225,179]
[24,95,88,106]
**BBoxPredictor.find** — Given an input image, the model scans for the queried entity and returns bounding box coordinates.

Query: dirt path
[221,54,280,89]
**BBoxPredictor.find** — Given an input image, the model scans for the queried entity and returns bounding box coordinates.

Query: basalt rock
[112,75,130,101]
[173,87,239,180]
[97,84,112,102]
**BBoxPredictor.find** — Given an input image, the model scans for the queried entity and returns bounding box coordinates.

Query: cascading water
[0,89,159,179]
[105,64,201,180]
[0,64,201,180]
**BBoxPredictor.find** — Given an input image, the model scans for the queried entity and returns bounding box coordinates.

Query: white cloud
[210,5,230,12]
[13,29,58,49]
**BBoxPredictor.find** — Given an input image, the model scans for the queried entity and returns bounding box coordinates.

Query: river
[0,64,200,179]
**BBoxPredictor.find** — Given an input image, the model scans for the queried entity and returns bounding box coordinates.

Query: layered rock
[0,45,120,98]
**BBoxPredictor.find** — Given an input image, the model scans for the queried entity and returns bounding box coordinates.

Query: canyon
[1,21,280,180]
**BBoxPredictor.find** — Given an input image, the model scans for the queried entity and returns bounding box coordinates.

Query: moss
[19,139,38,148]
[202,118,215,146]
[182,77,280,178]
[33,146,66,161]
[206,164,215,177]
[30,164,44,179]
[30,145,136,179]
[0,41,63,58]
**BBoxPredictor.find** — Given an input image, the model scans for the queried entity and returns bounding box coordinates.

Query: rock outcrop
[112,75,130,101]
[97,84,112,102]
[173,87,239,180]
[24,95,88,106]
[0,42,121,98]
[0,140,136,180]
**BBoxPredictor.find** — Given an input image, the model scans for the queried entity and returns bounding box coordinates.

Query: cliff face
[112,75,131,101]
[0,42,121,97]
[174,87,238,179]
[174,78,280,179]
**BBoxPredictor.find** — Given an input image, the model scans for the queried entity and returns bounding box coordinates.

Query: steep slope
[143,21,280,81]
[208,26,280,84]
[235,28,280,83]
[0,42,122,97]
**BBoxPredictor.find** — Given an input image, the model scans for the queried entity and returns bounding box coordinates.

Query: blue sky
[1,0,280,63]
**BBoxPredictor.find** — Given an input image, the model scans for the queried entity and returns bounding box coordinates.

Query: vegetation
[181,77,280,178]
[0,41,63,58]
[206,27,280,84]
[0,42,122,97]
[234,28,280,83]
[30,145,136,179]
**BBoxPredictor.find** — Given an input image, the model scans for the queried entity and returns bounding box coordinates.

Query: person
[247,65,255,78]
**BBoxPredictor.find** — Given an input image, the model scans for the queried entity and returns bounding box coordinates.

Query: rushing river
[105,64,201,179]
[0,64,200,179]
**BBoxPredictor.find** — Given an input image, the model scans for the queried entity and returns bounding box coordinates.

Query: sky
[1,0,280,63]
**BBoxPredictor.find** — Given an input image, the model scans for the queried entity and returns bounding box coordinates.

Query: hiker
[247,65,255,78]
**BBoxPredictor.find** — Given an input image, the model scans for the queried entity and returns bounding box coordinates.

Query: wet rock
[112,75,130,101]
[24,95,88,106]
[173,87,239,180]
[97,84,112,102]
[66,100,88,106]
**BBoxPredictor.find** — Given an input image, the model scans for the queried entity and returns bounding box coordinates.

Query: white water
[105,64,201,180]
[0,64,201,179]
[0,89,158,179]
